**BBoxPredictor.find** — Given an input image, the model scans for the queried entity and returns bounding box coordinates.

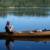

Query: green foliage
[0,0,49,16]
[0,0,49,7]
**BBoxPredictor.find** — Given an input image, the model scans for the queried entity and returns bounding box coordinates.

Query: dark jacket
[5,25,13,34]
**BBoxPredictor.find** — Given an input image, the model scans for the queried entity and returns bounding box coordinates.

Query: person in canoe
[5,21,14,50]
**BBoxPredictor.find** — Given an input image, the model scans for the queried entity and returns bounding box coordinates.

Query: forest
[0,0,49,16]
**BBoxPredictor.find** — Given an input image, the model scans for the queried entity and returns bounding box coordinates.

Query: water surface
[0,15,50,32]
[0,40,50,50]
[0,15,50,50]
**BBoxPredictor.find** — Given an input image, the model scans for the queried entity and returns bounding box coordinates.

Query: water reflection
[0,40,50,50]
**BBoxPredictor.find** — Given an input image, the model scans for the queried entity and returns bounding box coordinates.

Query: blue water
[0,15,50,32]
[0,15,50,50]
[0,40,50,50]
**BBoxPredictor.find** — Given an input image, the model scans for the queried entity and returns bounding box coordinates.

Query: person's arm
[9,25,14,32]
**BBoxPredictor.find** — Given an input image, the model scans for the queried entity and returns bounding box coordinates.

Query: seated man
[5,21,14,49]
[5,21,14,33]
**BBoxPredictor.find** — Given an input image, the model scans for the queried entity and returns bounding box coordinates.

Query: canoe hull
[0,31,50,41]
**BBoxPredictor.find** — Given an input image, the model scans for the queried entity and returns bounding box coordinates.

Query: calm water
[0,15,50,32]
[0,14,50,50]
[0,40,50,50]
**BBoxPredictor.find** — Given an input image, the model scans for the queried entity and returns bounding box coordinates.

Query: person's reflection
[5,21,14,50]
[5,39,11,50]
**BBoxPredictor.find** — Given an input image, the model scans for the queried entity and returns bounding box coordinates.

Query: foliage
[0,0,49,16]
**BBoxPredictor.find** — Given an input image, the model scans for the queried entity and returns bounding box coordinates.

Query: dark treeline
[0,0,49,16]
[0,0,49,7]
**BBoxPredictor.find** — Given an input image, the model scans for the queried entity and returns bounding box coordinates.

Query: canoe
[0,31,50,41]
